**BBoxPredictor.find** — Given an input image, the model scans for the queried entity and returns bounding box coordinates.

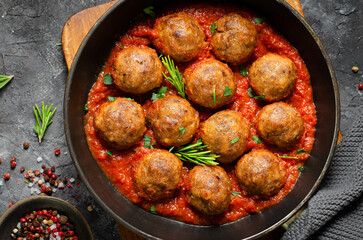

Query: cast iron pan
[64,0,340,239]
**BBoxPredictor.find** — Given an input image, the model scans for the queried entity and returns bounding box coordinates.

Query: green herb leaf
[119,45,124,49]
[224,86,232,97]
[298,165,304,172]
[247,87,265,100]
[254,17,266,25]
[161,56,186,99]
[151,87,168,101]
[260,30,264,34]
[213,89,216,106]
[211,23,218,35]
[150,206,157,214]
[143,6,156,18]
[0,75,14,89]
[171,139,219,166]
[103,73,114,85]
[169,146,175,152]
[150,143,156,150]
[146,116,150,128]
[190,195,194,199]
[125,98,134,101]
[84,104,89,111]
[231,138,239,144]
[239,65,248,77]
[158,86,168,94]
[106,151,113,157]
[56,43,62,46]
[278,155,298,160]
[252,135,262,144]
[33,102,56,144]
[297,149,308,154]
[108,96,115,102]
[231,191,241,196]
[158,53,163,59]
[179,127,186,135]
[144,135,152,149]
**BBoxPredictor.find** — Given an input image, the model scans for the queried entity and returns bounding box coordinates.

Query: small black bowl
[0,196,93,239]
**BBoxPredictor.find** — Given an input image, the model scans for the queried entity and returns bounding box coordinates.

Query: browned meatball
[188,165,230,215]
[152,12,205,62]
[211,13,257,65]
[201,110,250,163]
[184,59,236,108]
[134,150,183,201]
[148,95,199,147]
[248,53,297,102]
[236,149,287,199]
[257,102,304,148]
[94,97,146,150]
[111,46,163,94]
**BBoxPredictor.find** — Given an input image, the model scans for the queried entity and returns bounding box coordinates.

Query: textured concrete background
[0,0,361,239]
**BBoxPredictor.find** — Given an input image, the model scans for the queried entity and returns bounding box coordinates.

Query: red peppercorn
[4,173,10,180]
[358,83,363,90]
[37,210,43,215]
[10,157,16,162]
[54,149,60,156]
[74,195,78,200]
[58,231,63,236]
[51,174,57,180]
[20,217,26,223]
[47,171,52,176]
[20,166,25,173]
[68,230,74,236]
[73,236,78,240]
[67,183,72,188]
[10,161,17,169]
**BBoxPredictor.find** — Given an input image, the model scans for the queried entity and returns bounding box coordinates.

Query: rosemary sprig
[0,75,14,89]
[171,139,219,166]
[161,56,186,99]
[33,102,56,143]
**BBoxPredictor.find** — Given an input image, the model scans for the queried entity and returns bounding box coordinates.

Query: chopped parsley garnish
[146,116,150,127]
[105,151,113,157]
[278,155,298,160]
[150,206,157,214]
[213,89,216,106]
[144,135,153,149]
[119,45,124,49]
[254,17,266,25]
[125,98,134,101]
[56,43,62,46]
[297,149,308,154]
[239,65,248,77]
[211,23,218,35]
[231,138,239,144]
[108,96,115,102]
[143,6,156,18]
[151,87,168,101]
[84,104,89,111]
[253,135,262,144]
[298,165,304,172]
[179,127,186,135]
[247,87,265,100]
[190,195,194,199]
[224,86,232,96]
[103,73,114,85]
[231,191,241,196]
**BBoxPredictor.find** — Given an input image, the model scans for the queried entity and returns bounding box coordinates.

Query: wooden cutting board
[61,1,341,239]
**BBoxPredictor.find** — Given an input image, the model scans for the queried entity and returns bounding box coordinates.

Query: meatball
[134,150,183,201]
[201,110,250,163]
[148,95,199,147]
[94,97,146,150]
[211,13,257,65]
[257,102,304,148]
[235,149,287,199]
[152,12,205,62]
[248,53,297,102]
[111,46,163,94]
[188,165,230,215]
[184,59,236,108]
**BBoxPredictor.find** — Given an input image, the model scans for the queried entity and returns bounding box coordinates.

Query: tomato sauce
[84,3,316,225]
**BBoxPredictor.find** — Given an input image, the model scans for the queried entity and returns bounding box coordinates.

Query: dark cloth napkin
[282,116,363,239]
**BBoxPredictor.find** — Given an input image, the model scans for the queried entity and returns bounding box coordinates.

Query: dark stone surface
[0,0,361,239]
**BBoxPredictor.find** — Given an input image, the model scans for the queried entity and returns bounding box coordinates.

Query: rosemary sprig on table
[161,56,186,99]
[33,102,56,143]
[170,139,219,166]
[0,75,14,89]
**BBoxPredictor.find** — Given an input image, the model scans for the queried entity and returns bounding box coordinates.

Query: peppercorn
[49,179,55,186]
[10,161,16,169]
[50,166,56,172]
[54,149,60,156]
[41,165,46,169]
[47,170,52,176]
[4,173,10,180]
[10,157,16,162]
[23,142,30,149]
[45,187,52,195]
[34,170,41,177]
[51,174,57,180]
[58,215,68,225]
[352,66,359,73]
[44,175,50,182]
[358,83,363,91]
[20,166,25,173]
